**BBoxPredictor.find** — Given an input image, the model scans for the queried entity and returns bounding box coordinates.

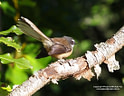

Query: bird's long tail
[17,16,53,49]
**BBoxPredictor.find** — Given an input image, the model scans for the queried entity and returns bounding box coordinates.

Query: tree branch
[8,26,124,96]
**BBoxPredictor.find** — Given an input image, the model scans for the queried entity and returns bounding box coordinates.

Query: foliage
[0,53,32,69]
[0,37,21,52]
[0,25,32,69]
[0,85,11,96]
[0,1,16,17]
[0,0,124,96]
[0,25,23,35]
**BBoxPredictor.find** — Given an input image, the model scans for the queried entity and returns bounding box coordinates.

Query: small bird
[17,17,75,59]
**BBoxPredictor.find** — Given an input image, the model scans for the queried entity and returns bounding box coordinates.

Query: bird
[17,17,75,59]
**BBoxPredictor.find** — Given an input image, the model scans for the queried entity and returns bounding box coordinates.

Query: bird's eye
[71,39,75,45]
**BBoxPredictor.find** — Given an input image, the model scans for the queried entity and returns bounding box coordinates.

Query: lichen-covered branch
[8,26,124,96]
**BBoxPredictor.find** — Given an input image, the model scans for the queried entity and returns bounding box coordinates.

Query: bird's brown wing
[48,44,67,55]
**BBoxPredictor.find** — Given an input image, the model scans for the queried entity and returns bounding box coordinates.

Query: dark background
[0,0,124,96]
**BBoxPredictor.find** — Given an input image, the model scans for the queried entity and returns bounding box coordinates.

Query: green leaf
[0,25,23,35]
[5,66,28,84]
[1,86,12,92]
[25,55,51,72]
[42,28,53,37]
[0,37,21,52]
[0,53,13,64]
[0,53,33,69]
[19,0,36,7]
[0,1,16,17]
[80,40,92,52]
[15,57,33,69]
[0,82,11,96]
[0,86,11,96]
[23,43,40,54]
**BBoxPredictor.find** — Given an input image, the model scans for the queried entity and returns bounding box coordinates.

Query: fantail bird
[17,17,75,59]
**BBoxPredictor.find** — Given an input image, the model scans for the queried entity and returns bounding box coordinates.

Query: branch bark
[8,26,124,96]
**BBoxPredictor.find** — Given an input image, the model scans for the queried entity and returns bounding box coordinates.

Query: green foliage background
[0,0,124,96]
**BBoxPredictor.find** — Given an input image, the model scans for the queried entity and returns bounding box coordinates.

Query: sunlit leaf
[1,85,12,92]
[0,86,11,96]
[0,25,23,35]
[0,37,21,52]
[23,43,40,55]
[15,57,33,69]
[0,53,32,69]
[0,82,11,96]
[5,66,28,84]
[0,53,13,64]
[25,55,51,72]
